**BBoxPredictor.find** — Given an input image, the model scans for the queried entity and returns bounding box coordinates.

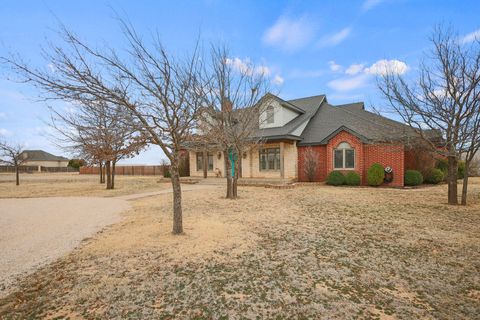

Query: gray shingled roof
[254,94,325,140]
[298,101,423,146]
[21,150,69,161]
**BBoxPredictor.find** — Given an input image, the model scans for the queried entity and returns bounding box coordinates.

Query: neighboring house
[20,150,69,171]
[187,93,439,187]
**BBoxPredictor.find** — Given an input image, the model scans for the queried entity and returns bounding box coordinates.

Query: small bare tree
[200,46,271,199]
[303,147,319,182]
[378,25,480,205]
[49,100,146,189]
[2,20,205,234]
[0,139,27,186]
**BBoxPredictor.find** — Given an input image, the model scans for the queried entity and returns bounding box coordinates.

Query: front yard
[1,178,479,319]
[0,173,169,198]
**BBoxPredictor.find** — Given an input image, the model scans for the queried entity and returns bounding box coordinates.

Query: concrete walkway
[0,184,219,297]
[116,184,220,201]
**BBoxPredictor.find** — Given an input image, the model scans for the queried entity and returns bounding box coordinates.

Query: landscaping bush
[327,171,345,186]
[425,168,444,184]
[436,158,466,180]
[163,170,171,178]
[345,171,361,186]
[404,170,423,186]
[367,163,384,186]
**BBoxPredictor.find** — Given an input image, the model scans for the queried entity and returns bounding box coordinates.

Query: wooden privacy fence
[80,165,168,176]
[0,166,78,173]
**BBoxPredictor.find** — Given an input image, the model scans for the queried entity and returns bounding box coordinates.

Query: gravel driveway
[0,197,130,297]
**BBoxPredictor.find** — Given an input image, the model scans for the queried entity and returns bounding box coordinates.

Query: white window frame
[333,142,355,170]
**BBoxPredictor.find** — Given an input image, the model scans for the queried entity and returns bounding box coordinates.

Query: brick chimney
[221,97,233,112]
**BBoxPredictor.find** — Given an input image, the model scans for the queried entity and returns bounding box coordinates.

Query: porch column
[280,142,285,179]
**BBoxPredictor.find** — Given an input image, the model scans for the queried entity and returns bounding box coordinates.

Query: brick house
[187,93,436,187]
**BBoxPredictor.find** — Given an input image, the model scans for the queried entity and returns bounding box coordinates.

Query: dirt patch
[0,197,130,298]
[0,178,479,318]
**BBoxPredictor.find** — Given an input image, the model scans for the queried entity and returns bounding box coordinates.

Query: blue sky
[0,0,479,164]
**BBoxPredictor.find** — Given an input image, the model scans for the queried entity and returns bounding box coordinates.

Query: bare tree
[2,20,205,234]
[303,147,319,182]
[0,139,27,186]
[460,100,480,204]
[199,46,271,199]
[49,100,146,189]
[378,25,480,205]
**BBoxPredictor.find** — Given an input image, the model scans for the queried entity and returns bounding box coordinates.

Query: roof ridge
[287,93,326,102]
[335,104,410,133]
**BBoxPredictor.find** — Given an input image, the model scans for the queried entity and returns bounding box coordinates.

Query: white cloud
[460,29,480,44]
[327,59,408,92]
[226,57,271,76]
[365,59,408,75]
[263,16,315,51]
[329,60,342,72]
[318,27,352,47]
[47,63,56,73]
[345,63,365,75]
[328,74,370,91]
[362,0,385,11]
[0,128,10,136]
[272,74,284,86]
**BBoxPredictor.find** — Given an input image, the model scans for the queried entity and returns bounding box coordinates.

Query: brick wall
[364,144,404,187]
[297,130,406,187]
[404,148,438,176]
[326,131,365,182]
[297,145,327,182]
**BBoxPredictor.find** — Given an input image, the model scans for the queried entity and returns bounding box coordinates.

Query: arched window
[334,142,355,169]
[266,105,275,124]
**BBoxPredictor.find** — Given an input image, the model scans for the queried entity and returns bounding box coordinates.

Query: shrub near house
[367,163,385,186]
[404,170,423,186]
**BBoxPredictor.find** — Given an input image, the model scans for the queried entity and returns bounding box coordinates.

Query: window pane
[267,150,275,170]
[196,152,203,171]
[334,150,343,169]
[345,149,355,168]
[338,142,351,149]
[208,153,214,171]
[266,106,274,124]
[259,150,266,170]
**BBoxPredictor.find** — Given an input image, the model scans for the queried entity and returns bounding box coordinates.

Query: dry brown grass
[0,173,170,198]
[0,179,479,319]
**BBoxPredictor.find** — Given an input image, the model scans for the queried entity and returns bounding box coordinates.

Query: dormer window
[266,105,274,124]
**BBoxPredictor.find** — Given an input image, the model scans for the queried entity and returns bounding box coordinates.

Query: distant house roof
[20,150,69,162]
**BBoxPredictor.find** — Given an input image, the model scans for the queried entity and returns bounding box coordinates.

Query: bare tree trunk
[170,161,183,234]
[225,150,233,199]
[99,161,105,184]
[105,160,112,190]
[461,161,470,205]
[15,166,19,186]
[111,161,116,189]
[232,155,239,198]
[203,149,208,179]
[447,156,458,205]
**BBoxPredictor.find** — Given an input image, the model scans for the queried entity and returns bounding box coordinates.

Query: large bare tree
[378,25,480,205]
[0,139,27,186]
[49,100,146,189]
[199,46,271,199]
[2,21,205,234]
